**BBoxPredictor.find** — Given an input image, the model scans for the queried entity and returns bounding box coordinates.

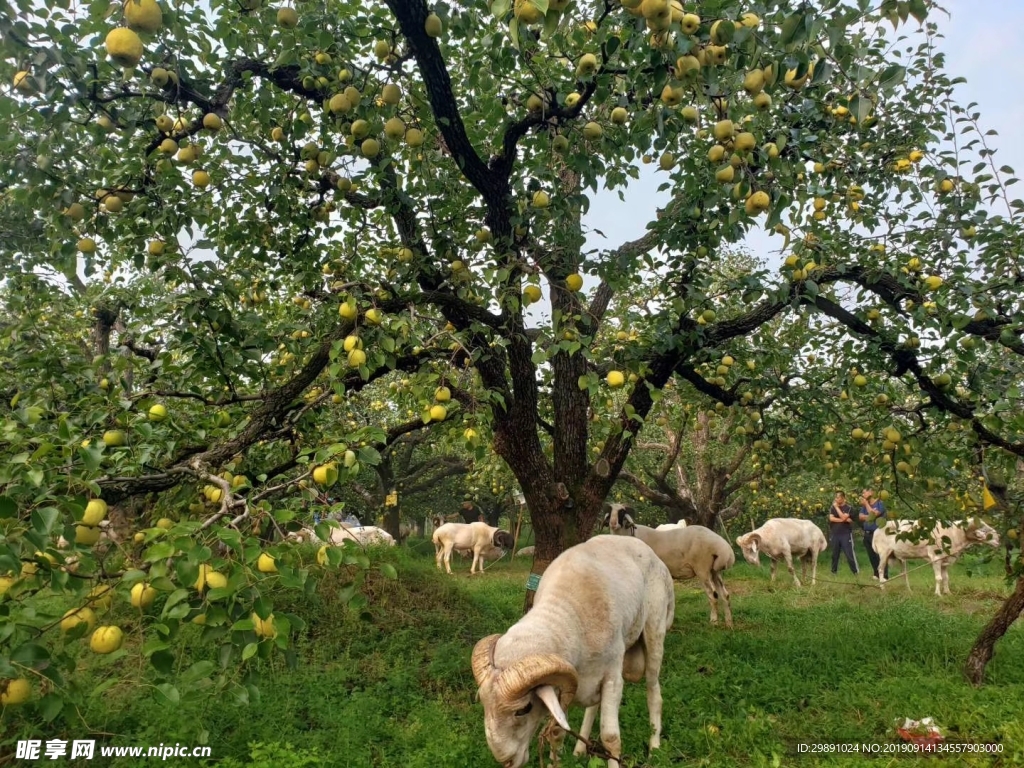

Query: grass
[5,542,1023,767]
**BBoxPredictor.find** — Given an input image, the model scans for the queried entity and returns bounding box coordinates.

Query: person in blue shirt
[859,488,889,580]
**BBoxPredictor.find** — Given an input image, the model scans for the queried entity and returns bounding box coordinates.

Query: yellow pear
[123,0,163,33]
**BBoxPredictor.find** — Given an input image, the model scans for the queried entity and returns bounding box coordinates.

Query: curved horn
[472,634,502,687]
[495,654,578,708]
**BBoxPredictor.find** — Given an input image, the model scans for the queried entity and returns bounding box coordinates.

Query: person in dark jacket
[859,488,889,580]
[829,491,859,575]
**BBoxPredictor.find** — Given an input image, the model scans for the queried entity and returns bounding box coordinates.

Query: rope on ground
[536,724,627,768]
[809,558,944,589]
[480,549,509,572]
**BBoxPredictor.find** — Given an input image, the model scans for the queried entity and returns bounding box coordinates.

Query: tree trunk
[521,490,606,612]
[384,503,400,540]
[964,573,1024,685]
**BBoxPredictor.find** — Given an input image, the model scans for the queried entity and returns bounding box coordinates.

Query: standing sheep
[432,521,514,574]
[605,503,735,628]
[873,517,1000,596]
[735,518,828,587]
[472,535,674,768]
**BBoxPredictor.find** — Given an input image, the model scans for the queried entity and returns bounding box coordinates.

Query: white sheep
[287,522,395,547]
[656,521,687,530]
[735,518,828,587]
[472,534,674,768]
[432,521,513,574]
[605,503,735,628]
[873,517,1000,596]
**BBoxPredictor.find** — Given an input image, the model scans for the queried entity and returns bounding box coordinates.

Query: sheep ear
[535,685,571,732]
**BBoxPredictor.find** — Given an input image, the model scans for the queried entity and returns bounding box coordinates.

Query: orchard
[1,0,1022,751]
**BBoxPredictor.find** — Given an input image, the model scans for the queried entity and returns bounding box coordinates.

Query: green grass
[6,543,1024,767]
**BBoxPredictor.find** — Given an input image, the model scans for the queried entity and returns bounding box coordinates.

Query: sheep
[735,518,828,587]
[656,521,687,531]
[432,521,513,574]
[286,522,395,547]
[515,545,536,558]
[472,534,674,768]
[605,503,734,628]
[873,517,1000,596]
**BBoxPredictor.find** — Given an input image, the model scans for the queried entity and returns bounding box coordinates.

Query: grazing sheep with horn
[472,535,674,768]
[735,518,828,587]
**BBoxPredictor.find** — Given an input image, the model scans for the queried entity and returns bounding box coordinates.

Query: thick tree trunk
[964,574,1024,685]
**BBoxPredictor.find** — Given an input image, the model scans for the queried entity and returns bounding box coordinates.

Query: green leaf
[490,0,510,18]
[878,64,906,91]
[156,683,180,704]
[11,642,50,667]
[780,12,807,46]
[242,642,258,661]
[31,507,60,536]
[0,496,15,518]
[39,693,64,722]
[379,563,397,579]
[150,649,175,675]
[908,0,928,23]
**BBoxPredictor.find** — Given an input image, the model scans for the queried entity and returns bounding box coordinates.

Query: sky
[576,0,1024,279]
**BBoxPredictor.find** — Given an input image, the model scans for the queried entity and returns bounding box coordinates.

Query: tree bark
[964,574,1024,685]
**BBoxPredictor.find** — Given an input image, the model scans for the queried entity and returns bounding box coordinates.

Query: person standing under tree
[829,491,859,575]
[859,488,889,580]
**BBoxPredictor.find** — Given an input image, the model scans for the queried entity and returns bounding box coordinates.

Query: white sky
[578,0,1024,277]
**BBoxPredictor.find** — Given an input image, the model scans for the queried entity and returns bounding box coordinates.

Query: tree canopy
[2,0,1023,713]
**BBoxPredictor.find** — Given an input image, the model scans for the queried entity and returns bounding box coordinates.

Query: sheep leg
[783,548,800,587]
[642,636,665,751]
[572,706,598,757]
[700,577,720,625]
[811,548,820,586]
[598,676,624,768]
[903,558,913,592]
[931,557,944,596]
[942,561,951,595]
[713,571,733,628]
[443,542,455,575]
[470,549,480,575]
[434,542,443,571]
[769,559,777,582]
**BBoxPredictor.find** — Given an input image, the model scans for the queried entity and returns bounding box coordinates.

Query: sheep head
[492,529,515,550]
[965,518,1000,548]
[472,634,579,768]
[736,532,762,567]
[603,502,636,535]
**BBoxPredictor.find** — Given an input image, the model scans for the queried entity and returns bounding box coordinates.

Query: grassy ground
[5,542,1023,767]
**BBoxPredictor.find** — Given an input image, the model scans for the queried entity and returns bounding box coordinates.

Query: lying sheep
[605,503,734,628]
[433,521,513,574]
[873,517,1000,596]
[515,545,535,558]
[473,535,674,768]
[735,518,828,587]
[287,522,395,547]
